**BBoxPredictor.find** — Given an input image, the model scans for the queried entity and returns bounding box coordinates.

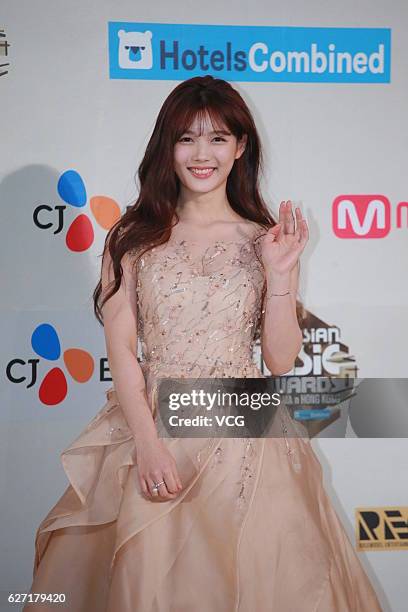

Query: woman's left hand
[260,201,309,276]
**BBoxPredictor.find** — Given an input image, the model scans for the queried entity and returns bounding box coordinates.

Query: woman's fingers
[279,200,295,234]
[136,442,184,502]
[286,201,296,234]
[140,476,149,497]
[280,201,308,237]
[298,216,309,245]
[157,481,172,499]
[161,469,179,495]
[143,470,181,501]
[293,207,308,244]
[278,201,286,226]
[148,478,160,497]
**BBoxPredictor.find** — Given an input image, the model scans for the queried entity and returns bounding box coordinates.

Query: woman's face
[173,114,247,196]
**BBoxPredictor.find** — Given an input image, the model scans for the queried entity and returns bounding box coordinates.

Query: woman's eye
[179,136,226,143]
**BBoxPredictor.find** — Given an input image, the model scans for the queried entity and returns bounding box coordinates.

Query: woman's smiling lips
[188,167,216,179]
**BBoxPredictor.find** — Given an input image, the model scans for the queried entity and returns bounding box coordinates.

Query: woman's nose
[192,140,211,160]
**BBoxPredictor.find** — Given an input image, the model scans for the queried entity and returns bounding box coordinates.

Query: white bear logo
[118,29,153,70]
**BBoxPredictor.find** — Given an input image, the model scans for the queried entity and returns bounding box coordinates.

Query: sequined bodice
[135,225,266,380]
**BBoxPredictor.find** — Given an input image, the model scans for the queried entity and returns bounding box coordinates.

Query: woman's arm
[259,201,308,375]
[100,245,183,501]
[260,261,303,375]
[101,248,159,447]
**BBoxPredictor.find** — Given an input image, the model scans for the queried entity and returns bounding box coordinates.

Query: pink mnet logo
[333,195,408,238]
[332,195,392,238]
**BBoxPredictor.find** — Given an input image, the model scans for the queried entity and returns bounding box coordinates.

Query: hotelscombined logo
[33,170,121,251]
[108,22,391,83]
[7,324,95,405]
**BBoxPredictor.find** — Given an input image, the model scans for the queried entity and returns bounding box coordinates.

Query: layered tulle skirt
[24,372,383,611]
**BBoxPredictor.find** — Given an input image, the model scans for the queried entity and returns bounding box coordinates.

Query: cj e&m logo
[108,22,391,83]
[33,170,121,252]
[6,323,111,405]
[332,195,408,238]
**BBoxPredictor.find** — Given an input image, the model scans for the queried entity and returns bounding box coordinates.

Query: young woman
[25,76,383,611]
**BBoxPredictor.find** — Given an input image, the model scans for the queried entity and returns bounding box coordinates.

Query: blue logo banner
[108,22,391,83]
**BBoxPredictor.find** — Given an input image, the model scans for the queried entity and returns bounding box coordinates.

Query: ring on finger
[152,480,166,493]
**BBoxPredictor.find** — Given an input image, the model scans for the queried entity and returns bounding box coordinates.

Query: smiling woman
[174,123,246,192]
[189,167,216,177]
[24,75,383,612]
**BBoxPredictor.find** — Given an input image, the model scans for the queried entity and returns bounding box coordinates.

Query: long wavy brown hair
[93,75,281,326]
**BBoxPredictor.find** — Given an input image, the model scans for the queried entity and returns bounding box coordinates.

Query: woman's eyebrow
[182,129,232,136]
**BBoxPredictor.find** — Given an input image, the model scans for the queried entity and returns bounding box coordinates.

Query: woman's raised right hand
[135,437,183,502]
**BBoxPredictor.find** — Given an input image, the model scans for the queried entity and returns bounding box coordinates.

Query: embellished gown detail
[24,225,383,611]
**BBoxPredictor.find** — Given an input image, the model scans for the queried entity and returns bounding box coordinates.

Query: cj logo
[6,324,94,405]
[33,170,121,251]
[332,195,407,238]
[118,29,153,69]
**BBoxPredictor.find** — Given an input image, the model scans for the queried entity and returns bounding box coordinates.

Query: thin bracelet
[266,290,291,298]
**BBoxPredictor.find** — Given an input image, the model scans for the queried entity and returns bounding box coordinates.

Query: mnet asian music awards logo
[332,195,407,238]
[33,170,121,252]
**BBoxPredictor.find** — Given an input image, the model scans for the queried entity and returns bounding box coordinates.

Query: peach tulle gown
[24,223,383,611]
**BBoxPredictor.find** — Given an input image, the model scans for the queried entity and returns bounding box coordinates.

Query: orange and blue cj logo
[32,323,94,404]
[33,169,121,251]
[6,324,95,405]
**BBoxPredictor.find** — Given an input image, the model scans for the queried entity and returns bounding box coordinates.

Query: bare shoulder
[240,220,269,240]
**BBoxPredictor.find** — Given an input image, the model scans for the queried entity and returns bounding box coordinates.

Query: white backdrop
[1,2,408,611]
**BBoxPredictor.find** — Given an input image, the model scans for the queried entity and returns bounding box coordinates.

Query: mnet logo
[332,195,408,238]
